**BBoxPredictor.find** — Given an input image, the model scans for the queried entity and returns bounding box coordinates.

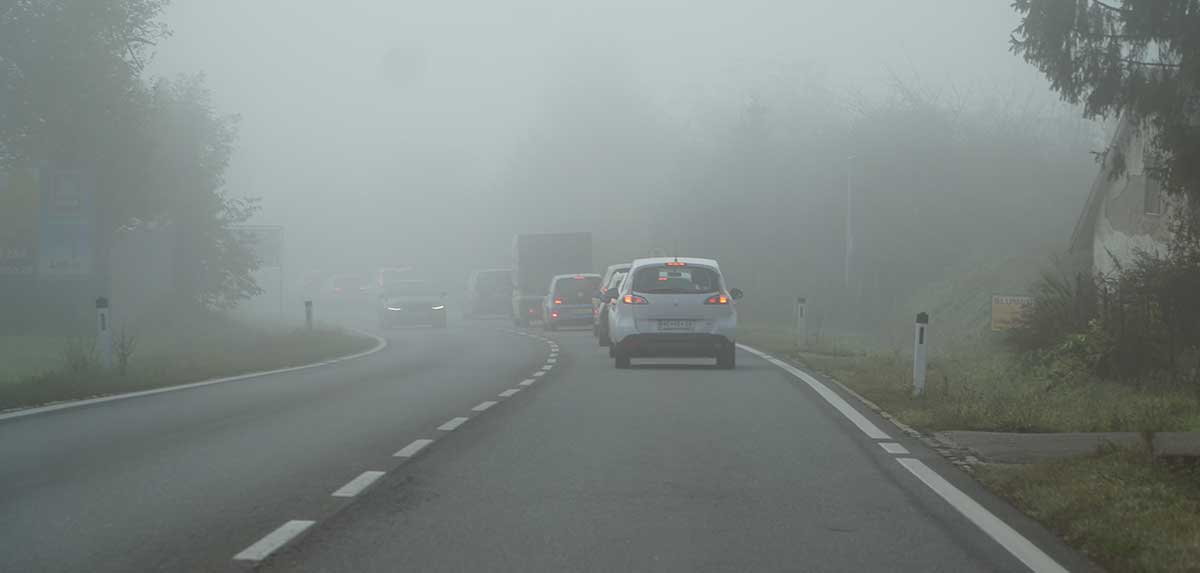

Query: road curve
[0,315,548,573]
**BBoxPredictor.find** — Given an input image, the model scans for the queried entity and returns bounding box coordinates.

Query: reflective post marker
[95,297,113,370]
[913,312,929,397]
[795,297,807,349]
[304,300,313,331]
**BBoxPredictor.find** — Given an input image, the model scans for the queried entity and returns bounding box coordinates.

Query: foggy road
[257,327,1092,573]
[0,315,1097,572]
[0,314,547,573]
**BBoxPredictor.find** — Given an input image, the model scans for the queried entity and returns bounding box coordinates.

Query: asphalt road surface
[1,313,1097,572]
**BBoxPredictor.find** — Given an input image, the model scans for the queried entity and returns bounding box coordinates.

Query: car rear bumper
[615,333,734,357]
[546,305,593,326]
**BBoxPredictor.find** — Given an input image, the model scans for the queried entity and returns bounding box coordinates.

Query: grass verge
[0,319,375,412]
[978,447,1200,572]
[740,324,1200,432]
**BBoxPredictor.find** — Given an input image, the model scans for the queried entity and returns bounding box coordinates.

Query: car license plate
[658,319,694,331]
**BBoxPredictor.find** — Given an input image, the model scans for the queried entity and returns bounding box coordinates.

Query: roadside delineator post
[95,297,113,370]
[304,300,313,331]
[795,297,807,349]
[913,312,929,397]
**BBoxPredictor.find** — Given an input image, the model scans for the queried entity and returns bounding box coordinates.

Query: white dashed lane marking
[498,388,521,397]
[331,471,385,498]
[233,520,315,562]
[547,358,557,364]
[519,379,535,386]
[393,439,434,458]
[541,365,553,371]
[879,442,910,455]
[438,417,469,431]
[472,401,498,412]
[532,371,546,377]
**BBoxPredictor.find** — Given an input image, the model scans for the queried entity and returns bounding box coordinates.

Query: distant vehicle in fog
[375,266,415,290]
[511,232,593,327]
[378,280,447,328]
[543,273,602,331]
[320,273,370,306]
[605,258,742,369]
[465,268,512,318]
[594,268,628,346]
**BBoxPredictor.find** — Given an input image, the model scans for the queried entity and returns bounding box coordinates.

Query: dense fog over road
[149,1,1093,329]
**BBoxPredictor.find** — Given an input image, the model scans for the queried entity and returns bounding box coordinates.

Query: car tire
[614,344,631,369]
[598,326,611,347]
[716,344,736,370]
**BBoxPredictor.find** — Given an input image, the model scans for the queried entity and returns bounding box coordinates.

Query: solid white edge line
[331,471,386,498]
[519,379,535,386]
[896,458,1067,573]
[0,329,388,423]
[737,344,890,440]
[437,417,469,431]
[472,401,498,412]
[880,442,910,455]
[498,388,521,397]
[394,438,434,458]
[233,520,315,561]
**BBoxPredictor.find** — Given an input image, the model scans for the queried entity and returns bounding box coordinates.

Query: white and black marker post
[913,312,929,397]
[304,300,313,331]
[95,297,113,370]
[795,296,807,348]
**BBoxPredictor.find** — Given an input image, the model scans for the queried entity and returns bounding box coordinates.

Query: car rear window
[384,281,439,296]
[631,266,720,294]
[554,276,601,304]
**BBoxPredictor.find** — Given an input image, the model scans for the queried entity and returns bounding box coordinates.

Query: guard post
[795,297,807,348]
[304,300,313,331]
[95,297,113,370]
[913,312,929,397]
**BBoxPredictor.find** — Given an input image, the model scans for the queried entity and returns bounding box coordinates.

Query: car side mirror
[729,288,744,300]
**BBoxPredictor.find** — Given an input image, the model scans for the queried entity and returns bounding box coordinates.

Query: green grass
[795,351,1200,432]
[0,335,71,384]
[739,325,1200,433]
[0,315,374,411]
[978,447,1200,572]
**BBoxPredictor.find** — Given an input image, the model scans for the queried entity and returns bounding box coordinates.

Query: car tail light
[527,307,536,315]
[623,294,648,305]
[665,261,686,267]
[553,297,564,305]
[551,311,560,319]
[334,287,343,293]
[705,294,729,305]
[573,275,585,280]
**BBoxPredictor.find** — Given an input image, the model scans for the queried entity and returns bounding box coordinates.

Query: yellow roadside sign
[991,295,1033,332]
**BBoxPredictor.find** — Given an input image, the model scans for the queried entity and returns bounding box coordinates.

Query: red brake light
[553,297,564,305]
[665,261,686,267]
[705,294,729,305]
[334,287,343,293]
[573,275,585,280]
[623,294,649,305]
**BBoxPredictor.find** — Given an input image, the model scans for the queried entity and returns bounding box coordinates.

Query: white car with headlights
[605,257,742,369]
[377,280,448,328]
